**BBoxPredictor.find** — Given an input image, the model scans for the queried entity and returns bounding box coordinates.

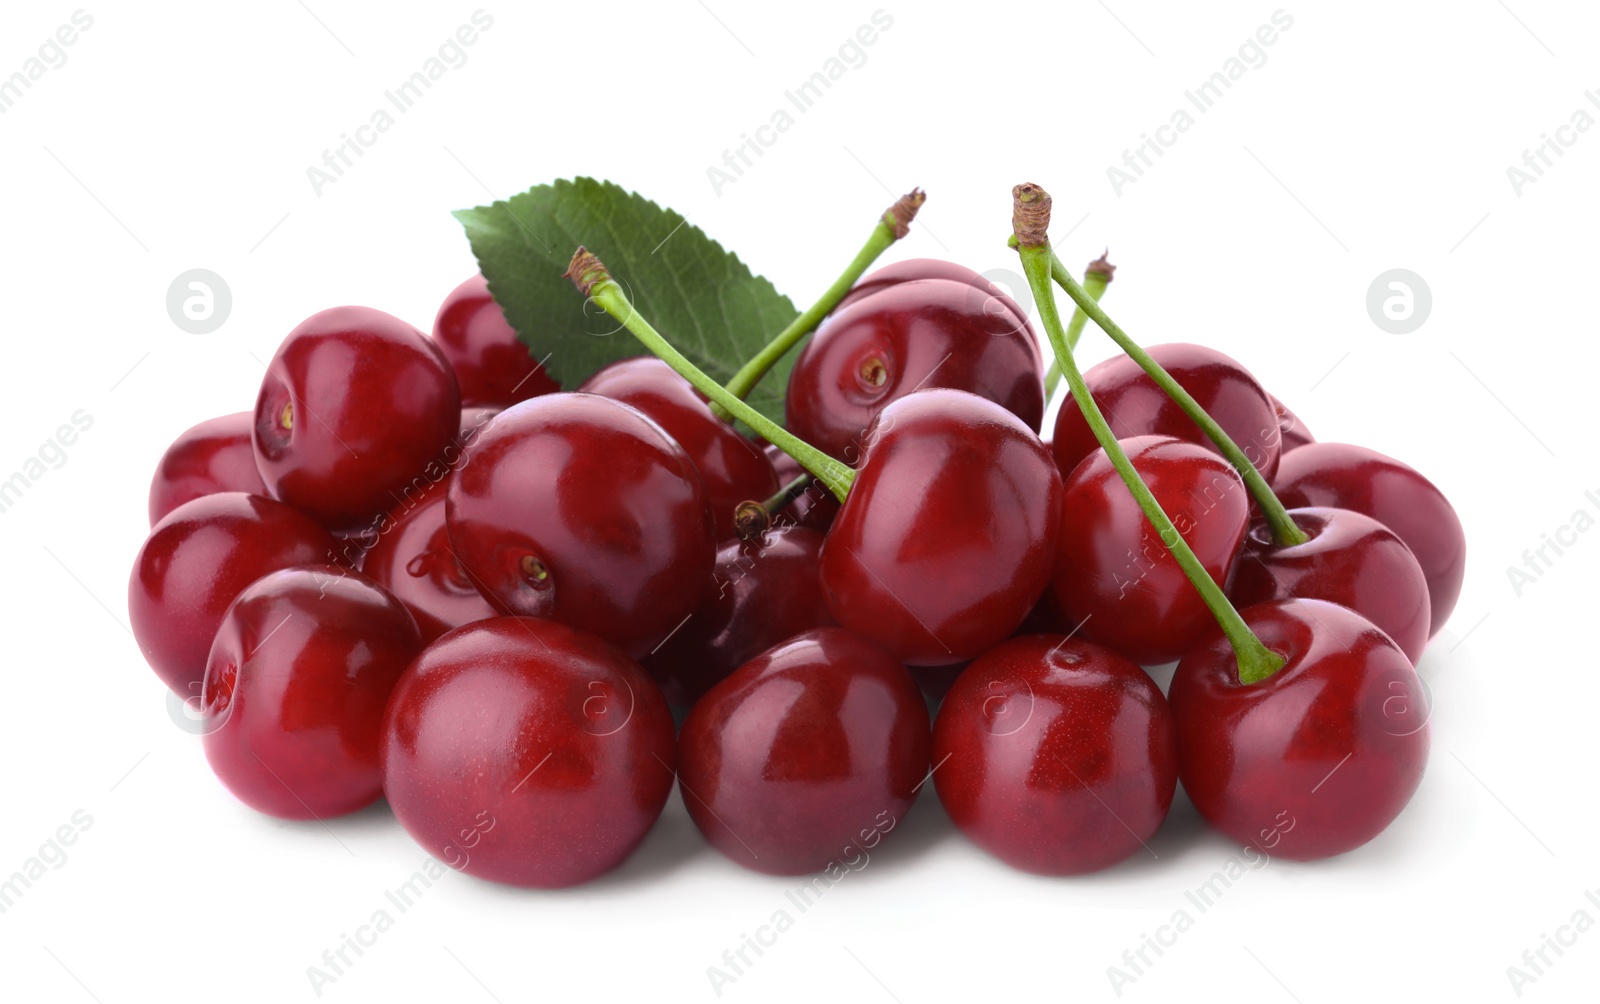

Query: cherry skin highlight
[446,392,715,659]
[1053,435,1250,665]
[1273,442,1465,636]
[254,306,461,530]
[201,566,422,819]
[818,389,1062,666]
[677,627,931,875]
[129,492,339,697]
[833,257,1032,329]
[432,273,559,406]
[147,412,266,525]
[786,272,1044,462]
[580,356,778,539]
[1052,343,1283,483]
[381,616,676,888]
[1168,599,1431,860]
[933,635,1177,875]
[644,524,835,707]
[361,479,498,644]
[1230,506,1431,664]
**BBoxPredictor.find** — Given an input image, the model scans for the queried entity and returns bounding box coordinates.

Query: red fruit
[1053,436,1250,665]
[382,617,676,888]
[201,567,422,819]
[677,627,930,875]
[1053,343,1283,483]
[254,306,461,529]
[1169,599,1430,860]
[361,480,498,644]
[834,257,1030,329]
[432,274,559,406]
[934,635,1177,874]
[1270,394,1314,452]
[148,412,266,525]
[129,492,339,697]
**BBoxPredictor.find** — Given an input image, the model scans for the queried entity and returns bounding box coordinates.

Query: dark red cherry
[1273,442,1464,636]
[148,412,266,525]
[382,616,675,888]
[644,525,835,706]
[446,393,715,659]
[1230,507,1431,664]
[933,635,1177,874]
[818,389,1062,666]
[1169,599,1430,860]
[580,357,778,538]
[786,273,1044,462]
[362,480,498,644]
[677,627,930,875]
[432,273,559,406]
[1053,435,1250,665]
[129,492,339,696]
[201,566,421,819]
[833,257,1031,331]
[1053,343,1283,483]
[1270,394,1314,452]
[254,306,461,529]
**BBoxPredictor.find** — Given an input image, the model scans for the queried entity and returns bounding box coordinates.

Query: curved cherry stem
[712,189,926,420]
[1043,251,1308,547]
[1012,184,1283,685]
[566,248,855,503]
[1043,252,1113,398]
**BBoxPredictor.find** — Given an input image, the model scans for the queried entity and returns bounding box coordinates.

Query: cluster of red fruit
[129,190,1463,887]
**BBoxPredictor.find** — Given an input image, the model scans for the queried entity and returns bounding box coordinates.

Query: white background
[1,1,1595,1001]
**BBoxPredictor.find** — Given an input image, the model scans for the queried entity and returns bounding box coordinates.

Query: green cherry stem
[1043,252,1114,397]
[712,188,926,420]
[1012,183,1283,685]
[566,248,856,503]
[1043,249,1308,547]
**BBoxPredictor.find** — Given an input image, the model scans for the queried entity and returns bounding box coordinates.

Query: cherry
[579,357,778,538]
[446,392,715,659]
[201,566,421,819]
[1169,599,1430,859]
[1272,442,1465,636]
[1052,343,1283,484]
[361,478,498,644]
[254,306,461,530]
[833,257,1030,326]
[1230,506,1431,664]
[644,525,835,706]
[677,627,930,875]
[818,389,1062,666]
[1053,435,1250,665]
[933,635,1177,874]
[432,273,559,406]
[785,267,1044,462]
[129,492,339,696]
[147,412,266,525]
[1270,394,1314,452]
[382,616,675,888]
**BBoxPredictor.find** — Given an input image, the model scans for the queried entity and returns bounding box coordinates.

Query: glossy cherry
[1053,343,1283,483]
[129,492,339,696]
[201,566,422,819]
[1054,435,1250,665]
[432,273,559,406]
[446,392,715,659]
[147,412,266,525]
[1169,599,1430,859]
[833,257,1031,327]
[933,635,1177,874]
[786,265,1044,462]
[677,627,930,875]
[1230,506,1431,664]
[382,616,676,888]
[644,525,835,706]
[254,306,461,529]
[580,356,778,538]
[361,478,498,644]
[1270,394,1314,453]
[1273,442,1465,636]
[818,389,1062,666]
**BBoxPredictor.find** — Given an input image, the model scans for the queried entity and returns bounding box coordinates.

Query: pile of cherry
[131,241,1463,887]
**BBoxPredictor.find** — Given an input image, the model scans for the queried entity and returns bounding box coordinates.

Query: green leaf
[453,178,800,427]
